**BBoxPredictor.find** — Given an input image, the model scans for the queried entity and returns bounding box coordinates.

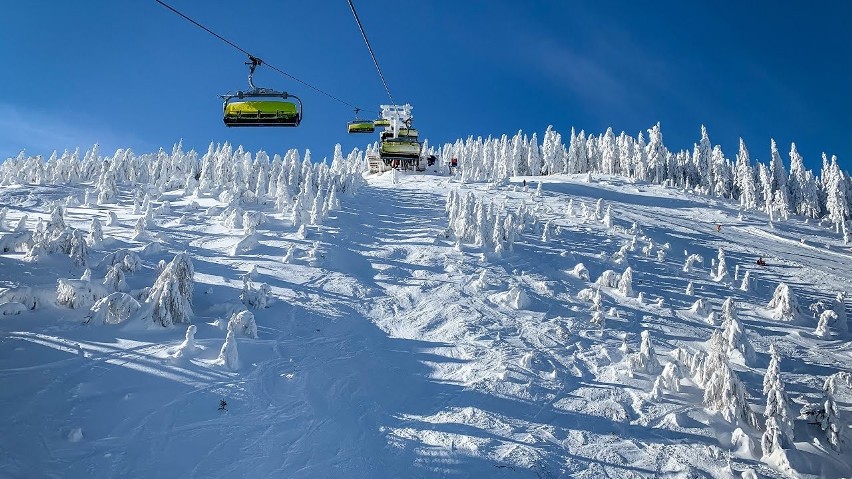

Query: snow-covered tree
[801,374,846,451]
[632,330,662,374]
[701,331,758,428]
[758,163,774,220]
[832,292,848,335]
[227,310,258,339]
[602,205,613,229]
[85,292,140,325]
[217,329,240,370]
[824,157,849,233]
[47,205,65,234]
[142,252,194,327]
[651,362,681,399]
[87,217,103,247]
[57,278,107,309]
[683,253,703,273]
[526,133,541,176]
[713,247,730,282]
[240,277,271,310]
[69,229,88,267]
[735,139,757,210]
[762,344,794,443]
[720,302,756,366]
[646,123,667,184]
[769,139,791,216]
[172,324,198,358]
[103,264,128,292]
[13,215,27,232]
[768,283,801,320]
[617,266,634,297]
[815,310,838,338]
[740,270,752,292]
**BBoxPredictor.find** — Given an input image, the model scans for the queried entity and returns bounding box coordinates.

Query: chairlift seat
[224,100,300,127]
[380,138,421,159]
[348,120,376,133]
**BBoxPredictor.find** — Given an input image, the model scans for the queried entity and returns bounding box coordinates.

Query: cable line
[153,0,371,113]
[346,0,395,104]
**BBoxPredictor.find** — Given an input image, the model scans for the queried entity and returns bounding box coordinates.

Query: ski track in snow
[1,173,851,478]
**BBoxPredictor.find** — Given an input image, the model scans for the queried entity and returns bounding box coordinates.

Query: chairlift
[347,108,375,133]
[221,57,302,127]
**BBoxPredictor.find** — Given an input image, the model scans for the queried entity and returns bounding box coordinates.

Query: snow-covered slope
[1,170,851,478]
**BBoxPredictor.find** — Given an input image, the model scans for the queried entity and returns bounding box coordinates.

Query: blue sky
[1,1,849,172]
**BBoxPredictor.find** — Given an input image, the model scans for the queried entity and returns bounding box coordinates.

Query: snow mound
[85,292,141,325]
[491,285,531,310]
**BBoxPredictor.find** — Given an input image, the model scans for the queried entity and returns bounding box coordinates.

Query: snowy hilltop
[1,125,851,478]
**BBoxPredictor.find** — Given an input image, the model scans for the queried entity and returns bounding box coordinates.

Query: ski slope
[1,171,851,478]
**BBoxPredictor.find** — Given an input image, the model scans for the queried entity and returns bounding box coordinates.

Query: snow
[1,165,851,478]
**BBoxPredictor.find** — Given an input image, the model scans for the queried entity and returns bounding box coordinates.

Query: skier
[218,399,228,411]
[716,224,721,233]
[756,257,767,267]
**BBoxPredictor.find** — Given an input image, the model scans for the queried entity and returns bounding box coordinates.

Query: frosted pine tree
[103,264,128,292]
[14,215,27,232]
[617,266,634,297]
[602,205,613,228]
[815,310,838,338]
[601,127,618,175]
[217,329,240,370]
[720,297,737,328]
[832,292,848,335]
[647,123,667,184]
[768,283,800,320]
[735,139,757,210]
[788,143,807,215]
[173,325,198,358]
[142,252,194,327]
[227,310,259,339]
[589,288,604,329]
[87,218,103,247]
[758,164,774,221]
[326,184,340,212]
[133,217,148,241]
[769,139,791,217]
[721,302,756,366]
[696,125,713,192]
[526,133,541,176]
[632,330,662,374]
[69,229,88,267]
[701,331,758,428]
[633,132,649,181]
[48,205,65,235]
[798,170,821,219]
[593,199,603,220]
[819,375,843,451]
[740,270,751,292]
[825,157,849,233]
[762,345,794,443]
[713,247,730,282]
[310,190,323,225]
